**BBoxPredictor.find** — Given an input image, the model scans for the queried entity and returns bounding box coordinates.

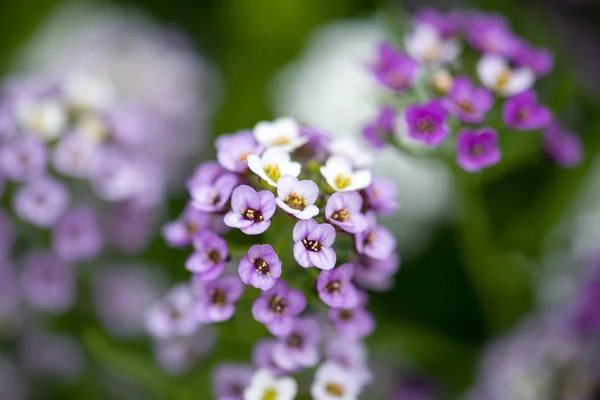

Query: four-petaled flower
[244,369,297,400]
[216,130,262,172]
[317,263,360,309]
[320,156,372,192]
[328,291,375,340]
[456,128,502,172]
[477,54,534,97]
[355,211,396,261]
[370,42,420,92]
[275,175,319,219]
[185,230,229,280]
[193,275,245,323]
[405,24,461,65]
[224,185,276,235]
[311,362,361,400]
[238,244,282,291]
[188,162,238,212]
[325,191,367,234]
[253,118,307,153]
[502,90,551,131]
[272,316,321,371]
[293,219,337,271]
[247,148,301,187]
[444,76,493,124]
[405,100,448,147]
[252,280,306,336]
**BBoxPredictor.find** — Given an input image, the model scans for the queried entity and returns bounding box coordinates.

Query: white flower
[63,71,115,111]
[275,175,320,219]
[328,138,373,169]
[320,156,372,192]
[244,369,297,400]
[253,117,307,152]
[405,24,460,65]
[16,99,66,141]
[477,54,534,97]
[247,148,301,187]
[311,362,361,400]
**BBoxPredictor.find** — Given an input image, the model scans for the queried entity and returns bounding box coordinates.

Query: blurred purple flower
[456,128,502,172]
[362,106,396,149]
[145,284,199,339]
[13,178,69,227]
[193,274,244,323]
[252,280,306,337]
[444,76,494,124]
[329,291,375,340]
[542,120,583,168]
[186,230,228,280]
[155,329,216,375]
[216,130,261,173]
[52,206,103,262]
[370,42,420,92]
[362,178,399,216]
[354,253,401,292]
[272,316,321,371]
[355,211,396,261]
[0,135,47,181]
[213,363,254,400]
[502,90,551,130]
[252,338,290,376]
[405,100,449,147]
[317,263,360,309]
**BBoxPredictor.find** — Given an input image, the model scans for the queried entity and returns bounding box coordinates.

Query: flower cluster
[363,8,582,171]
[149,117,400,398]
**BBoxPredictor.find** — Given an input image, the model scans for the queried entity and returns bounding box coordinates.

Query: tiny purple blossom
[464,12,519,57]
[354,253,401,292]
[186,161,225,188]
[355,211,396,261]
[275,175,319,219]
[325,191,367,234]
[370,42,420,92]
[52,206,103,262]
[445,76,493,124]
[292,219,337,270]
[52,134,97,178]
[155,329,216,375]
[13,178,69,227]
[513,40,553,77]
[571,278,600,336]
[163,204,229,248]
[329,291,375,340]
[362,107,396,149]
[238,244,282,291]
[106,200,156,253]
[216,130,261,173]
[252,339,290,376]
[189,170,238,212]
[186,230,228,280]
[224,185,276,235]
[414,8,461,38]
[317,263,360,309]
[456,128,502,172]
[145,284,199,339]
[502,90,551,131]
[193,274,244,323]
[251,280,306,337]
[19,251,75,313]
[405,100,449,147]
[362,178,399,216]
[0,135,47,181]
[542,120,583,168]
[272,316,321,371]
[213,363,254,400]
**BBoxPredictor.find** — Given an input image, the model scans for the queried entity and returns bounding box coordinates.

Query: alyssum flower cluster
[362,8,582,171]
[147,117,400,399]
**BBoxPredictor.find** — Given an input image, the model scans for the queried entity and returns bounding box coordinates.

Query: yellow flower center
[271,136,290,146]
[239,152,251,161]
[325,382,345,397]
[264,163,281,183]
[496,69,511,90]
[334,173,351,190]
[331,208,349,223]
[284,192,307,210]
[262,387,278,400]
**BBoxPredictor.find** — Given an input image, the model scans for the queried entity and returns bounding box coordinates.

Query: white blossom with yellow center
[320,155,372,192]
[16,99,66,141]
[477,54,534,97]
[311,362,361,400]
[253,117,307,153]
[244,369,297,400]
[405,24,461,65]
[247,148,301,187]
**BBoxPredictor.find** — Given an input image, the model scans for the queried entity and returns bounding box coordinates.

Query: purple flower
[189,169,238,212]
[329,291,375,340]
[405,100,448,147]
[502,90,551,130]
[325,191,367,234]
[354,253,401,292]
[52,134,97,178]
[464,12,519,57]
[362,178,399,216]
[456,128,502,172]
[571,279,600,336]
[238,244,282,291]
[213,363,254,400]
[13,177,69,227]
[186,230,228,280]
[362,107,396,149]
[292,219,337,270]
[19,251,75,313]
[105,200,156,253]
[52,206,103,262]
[272,316,321,371]
[251,280,306,336]
[444,76,493,124]
[324,338,372,387]
[355,211,396,260]
[513,40,553,77]
[193,274,244,323]
[19,331,84,382]
[93,265,164,338]
[252,339,290,375]
[216,130,261,173]
[414,8,461,38]
[542,120,583,168]
[145,284,199,339]
[317,263,360,309]
[275,175,319,219]
[0,135,47,181]
[224,185,276,235]
[163,206,211,248]
[370,42,420,92]
[186,161,225,188]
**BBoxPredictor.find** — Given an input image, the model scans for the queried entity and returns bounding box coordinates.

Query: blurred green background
[1,0,600,399]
